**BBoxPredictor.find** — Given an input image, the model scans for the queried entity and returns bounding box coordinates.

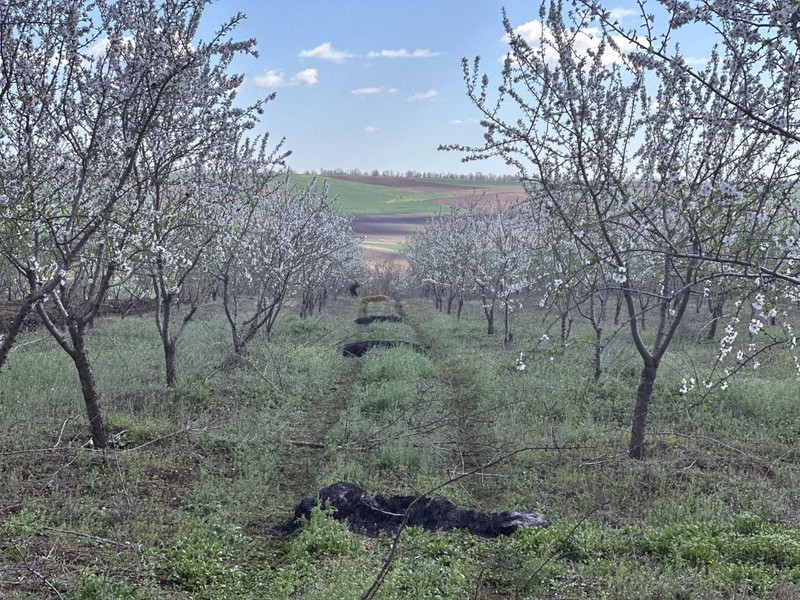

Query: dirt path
[274,335,365,513]
[277,299,505,511]
[397,300,506,503]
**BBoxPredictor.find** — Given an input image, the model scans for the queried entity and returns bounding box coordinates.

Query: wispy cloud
[253,68,318,88]
[368,48,441,59]
[299,42,353,63]
[351,86,398,95]
[684,56,709,67]
[508,20,641,65]
[608,7,638,20]
[364,126,379,133]
[449,118,479,125]
[408,89,438,102]
[293,68,319,85]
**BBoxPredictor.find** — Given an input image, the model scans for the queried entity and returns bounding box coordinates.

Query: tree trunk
[71,328,108,449]
[560,311,572,343]
[482,297,495,335]
[629,358,658,459]
[0,271,65,373]
[593,325,603,383]
[155,285,179,388]
[163,336,177,388]
[706,300,721,340]
[0,295,37,372]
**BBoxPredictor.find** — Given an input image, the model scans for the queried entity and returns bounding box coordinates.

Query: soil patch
[353,214,425,268]
[352,213,430,239]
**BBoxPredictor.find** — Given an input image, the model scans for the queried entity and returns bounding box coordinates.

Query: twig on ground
[0,447,73,456]
[653,430,749,457]
[43,526,129,548]
[121,425,193,454]
[8,336,46,354]
[286,439,326,449]
[0,522,65,599]
[53,418,70,448]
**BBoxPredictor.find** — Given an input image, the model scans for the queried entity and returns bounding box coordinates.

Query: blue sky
[198,1,696,176]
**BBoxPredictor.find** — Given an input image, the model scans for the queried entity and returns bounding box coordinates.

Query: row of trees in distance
[0,0,364,448]
[311,168,521,181]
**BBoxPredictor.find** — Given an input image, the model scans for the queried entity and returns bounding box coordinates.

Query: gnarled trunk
[629,358,658,459]
[72,333,108,449]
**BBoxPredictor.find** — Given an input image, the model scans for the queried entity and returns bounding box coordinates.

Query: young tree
[217,180,363,357]
[407,203,540,340]
[468,204,538,341]
[445,1,797,458]
[406,207,473,317]
[142,135,287,388]
[0,0,275,447]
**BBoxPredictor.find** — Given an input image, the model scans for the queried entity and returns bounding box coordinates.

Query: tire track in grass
[274,336,366,513]
[397,300,509,501]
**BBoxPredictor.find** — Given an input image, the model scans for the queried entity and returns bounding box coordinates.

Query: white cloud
[351,87,384,95]
[508,20,641,65]
[608,7,638,20]
[299,42,353,63]
[293,68,318,85]
[351,86,399,95]
[254,70,287,87]
[449,118,479,125]
[408,89,438,102]
[86,37,111,58]
[82,34,136,61]
[367,48,441,59]
[253,68,318,88]
[364,126,379,133]
[684,56,709,67]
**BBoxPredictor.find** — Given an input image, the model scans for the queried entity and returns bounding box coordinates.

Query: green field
[288,174,445,215]
[361,241,408,252]
[1,297,799,598]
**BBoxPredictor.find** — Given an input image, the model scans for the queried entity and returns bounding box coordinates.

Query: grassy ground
[288,174,444,215]
[1,296,799,598]
[361,242,408,253]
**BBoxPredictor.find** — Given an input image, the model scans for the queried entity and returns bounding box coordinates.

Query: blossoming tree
[140,134,288,388]
[445,1,797,457]
[406,207,475,318]
[0,0,277,447]
[575,0,800,385]
[407,203,542,341]
[216,179,363,357]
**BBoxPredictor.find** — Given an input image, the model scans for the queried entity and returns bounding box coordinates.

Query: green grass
[289,174,444,215]
[1,296,799,598]
[361,241,408,252]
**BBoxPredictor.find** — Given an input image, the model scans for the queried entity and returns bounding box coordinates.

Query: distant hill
[288,173,526,266]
